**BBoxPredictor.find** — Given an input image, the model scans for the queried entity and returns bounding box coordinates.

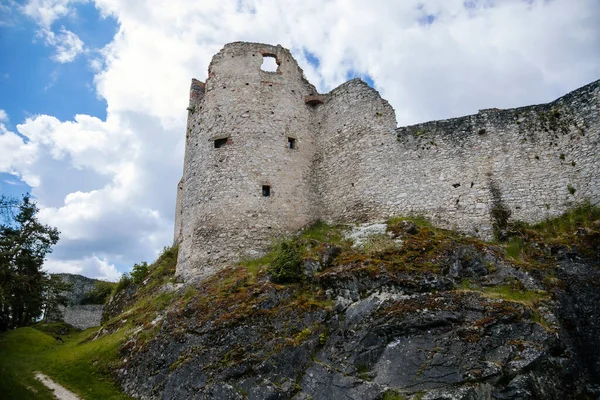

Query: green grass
[529,201,599,238]
[460,280,548,306]
[502,202,600,264]
[481,285,549,307]
[505,236,524,260]
[0,324,130,399]
[381,389,408,400]
[387,215,433,230]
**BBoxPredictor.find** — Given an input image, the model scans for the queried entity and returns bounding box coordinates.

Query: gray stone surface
[174,41,600,281]
[61,304,103,330]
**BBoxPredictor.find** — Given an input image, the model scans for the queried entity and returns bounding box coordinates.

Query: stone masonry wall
[313,79,398,223]
[388,80,599,237]
[61,305,103,330]
[175,41,599,281]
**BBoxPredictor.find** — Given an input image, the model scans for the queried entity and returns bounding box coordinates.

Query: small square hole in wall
[288,137,296,149]
[262,185,271,197]
[214,138,228,148]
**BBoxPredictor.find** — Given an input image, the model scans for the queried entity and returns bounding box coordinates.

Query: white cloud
[0,109,8,122]
[21,0,84,28]
[0,123,39,185]
[44,255,121,281]
[3,0,599,278]
[40,27,85,63]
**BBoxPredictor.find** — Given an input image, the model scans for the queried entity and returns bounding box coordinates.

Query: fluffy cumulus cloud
[1,0,599,280]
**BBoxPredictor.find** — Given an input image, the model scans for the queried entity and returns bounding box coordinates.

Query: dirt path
[34,372,81,400]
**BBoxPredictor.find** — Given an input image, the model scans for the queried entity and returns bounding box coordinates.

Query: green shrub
[131,261,149,285]
[268,239,303,283]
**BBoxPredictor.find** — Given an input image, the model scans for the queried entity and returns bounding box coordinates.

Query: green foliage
[131,261,149,285]
[268,239,303,283]
[241,221,348,280]
[0,194,60,328]
[0,246,181,400]
[567,184,576,195]
[143,245,178,292]
[80,281,116,305]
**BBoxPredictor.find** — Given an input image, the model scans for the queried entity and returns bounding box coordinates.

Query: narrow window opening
[262,185,271,197]
[288,137,296,149]
[261,55,278,72]
[214,138,228,148]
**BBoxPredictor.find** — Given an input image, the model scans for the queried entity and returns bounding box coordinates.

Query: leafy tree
[0,194,60,328]
[131,261,149,285]
[43,275,72,322]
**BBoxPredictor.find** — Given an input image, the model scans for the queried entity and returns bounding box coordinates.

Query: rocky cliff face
[52,273,99,305]
[113,208,600,399]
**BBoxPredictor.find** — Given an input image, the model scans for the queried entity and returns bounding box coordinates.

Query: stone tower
[174,42,322,281]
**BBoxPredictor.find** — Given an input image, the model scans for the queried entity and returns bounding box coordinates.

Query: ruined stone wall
[387,80,599,237]
[313,79,398,223]
[314,79,599,238]
[176,43,320,281]
[61,305,103,330]
[175,41,599,280]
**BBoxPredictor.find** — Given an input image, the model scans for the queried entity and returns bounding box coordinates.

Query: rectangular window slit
[262,185,271,197]
[287,137,296,149]
[214,138,228,148]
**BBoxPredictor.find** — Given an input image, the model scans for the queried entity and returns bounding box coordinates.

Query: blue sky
[0,1,117,199]
[0,0,598,280]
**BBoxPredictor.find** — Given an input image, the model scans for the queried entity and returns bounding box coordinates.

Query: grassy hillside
[0,322,129,399]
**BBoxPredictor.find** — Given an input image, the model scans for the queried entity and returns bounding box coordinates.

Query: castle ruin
[174,42,599,281]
